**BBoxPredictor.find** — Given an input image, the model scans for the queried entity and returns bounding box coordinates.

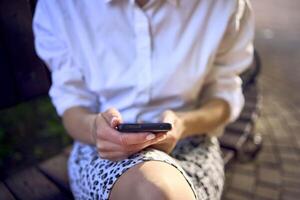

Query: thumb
[102,108,123,128]
[160,110,175,123]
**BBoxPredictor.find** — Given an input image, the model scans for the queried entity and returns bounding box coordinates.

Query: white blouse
[33,0,254,133]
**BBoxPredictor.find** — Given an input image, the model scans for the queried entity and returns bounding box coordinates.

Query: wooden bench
[0,0,262,199]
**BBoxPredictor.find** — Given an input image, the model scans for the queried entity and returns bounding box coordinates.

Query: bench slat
[219,130,249,151]
[225,120,252,134]
[243,84,258,98]
[245,100,259,111]
[0,182,15,200]
[38,153,70,193]
[4,167,70,200]
[239,107,258,122]
[221,148,234,166]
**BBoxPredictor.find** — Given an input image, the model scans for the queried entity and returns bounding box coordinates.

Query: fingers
[95,107,171,161]
[96,139,124,152]
[97,134,167,153]
[160,110,176,137]
[96,108,161,145]
[102,107,123,127]
[118,132,157,145]
[161,110,175,124]
[98,123,157,145]
[97,134,168,161]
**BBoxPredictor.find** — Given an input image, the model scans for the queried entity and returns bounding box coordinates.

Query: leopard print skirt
[68,135,224,200]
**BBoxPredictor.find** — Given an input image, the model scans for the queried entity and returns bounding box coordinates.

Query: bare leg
[109,161,196,200]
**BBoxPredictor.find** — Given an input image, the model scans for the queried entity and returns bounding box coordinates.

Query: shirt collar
[105,0,179,7]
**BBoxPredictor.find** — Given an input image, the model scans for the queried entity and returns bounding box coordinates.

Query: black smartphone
[116,123,172,133]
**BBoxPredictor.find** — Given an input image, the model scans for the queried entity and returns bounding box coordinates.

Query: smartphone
[116,123,172,133]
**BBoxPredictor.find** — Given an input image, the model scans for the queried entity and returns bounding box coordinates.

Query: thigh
[68,142,198,200]
[171,136,225,200]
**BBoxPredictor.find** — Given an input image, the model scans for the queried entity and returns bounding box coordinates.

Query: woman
[33,0,254,199]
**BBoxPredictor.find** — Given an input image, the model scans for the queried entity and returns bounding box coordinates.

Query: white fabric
[33,0,254,132]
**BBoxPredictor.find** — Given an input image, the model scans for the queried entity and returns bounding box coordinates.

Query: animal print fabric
[68,135,224,200]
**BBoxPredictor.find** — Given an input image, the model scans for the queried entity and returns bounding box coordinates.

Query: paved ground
[222,0,300,199]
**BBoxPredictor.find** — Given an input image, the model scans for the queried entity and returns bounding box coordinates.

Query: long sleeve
[201,0,254,124]
[32,1,98,116]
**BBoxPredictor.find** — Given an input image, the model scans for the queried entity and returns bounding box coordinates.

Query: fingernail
[111,117,118,126]
[146,134,156,140]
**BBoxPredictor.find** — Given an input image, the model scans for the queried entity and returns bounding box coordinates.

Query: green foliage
[0,96,72,178]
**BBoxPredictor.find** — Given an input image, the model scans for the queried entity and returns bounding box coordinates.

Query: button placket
[132,4,152,104]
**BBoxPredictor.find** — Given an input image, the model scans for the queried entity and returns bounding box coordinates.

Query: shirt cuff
[50,89,98,116]
[211,87,245,123]
[200,77,245,124]
[202,86,245,137]
[49,66,98,116]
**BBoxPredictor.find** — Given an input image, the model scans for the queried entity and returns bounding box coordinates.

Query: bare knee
[109,161,167,200]
[109,161,195,200]
[136,176,168,200]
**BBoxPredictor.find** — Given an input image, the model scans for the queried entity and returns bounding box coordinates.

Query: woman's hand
[91,108,167,161]
[149,110,185,154]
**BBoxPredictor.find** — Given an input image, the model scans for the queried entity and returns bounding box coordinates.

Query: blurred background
[0,0,299,199]
[223,1,300,199]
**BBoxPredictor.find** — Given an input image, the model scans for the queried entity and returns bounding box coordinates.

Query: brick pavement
[222,0,300,199]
